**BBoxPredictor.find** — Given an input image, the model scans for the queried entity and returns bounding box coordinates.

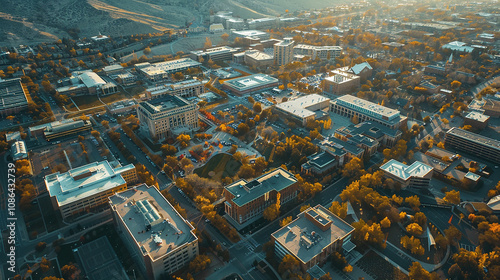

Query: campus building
[301,148,345,176]
[271,205,355,272]
[445,127,500,163]
[293,45,342,60]
[274,38,294,66]
[137,95,198,140]
[190,46,239,62]
[137,59,201,82]
[275,94,330,126]
[56,71,119,96]
[224,168,299,226]
[338,62,373,82]
[11,140,27,161]
[322,70,360,95]
[244,50,274,69]
[380,159,433,189]
[109,184,199,280]
[335,121,402,148]
[146,80,205,99]
[330,95,408,130]
[0,78,28,117]
[45,161,138,219]
[464,111,490,130]
[222,74,279,95]
[28,119,93,141]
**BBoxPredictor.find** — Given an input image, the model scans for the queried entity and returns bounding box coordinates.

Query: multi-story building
[322,70,360,95]
[338,62,373,82]
[244,50,274,69]
[224,168,299,225]
[11,140,27,161]
[230,30,270,41]
[274,38,294,66]
[445,127,500,163]
[380,159,433,189]
[0,78,28,117]
[464,111,490,130]
[301,148,345,176]
[330,95,408,130]
[335,121,402,148]
[275,94,330,126]
[45,161,138,219]
[190,46,239,62]
[293,44,342,60]
[137,95,198,140]
[28,119,92,140]
[146,80,205,99]
[272,205,355,271]
[222,74,279,95]
[137,59,202,82]
[322,137,365,160]
[109,184,198,280]
[56,71,119,96]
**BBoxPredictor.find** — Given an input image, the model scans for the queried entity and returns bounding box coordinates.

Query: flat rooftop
[139,95,191,114]
[332,95,401,121]
[223,74,278,91]
[109,184,197,261]
[446,127,500,150]
[276,94,330,119]
[141,58,201,75]
[0,78,28,111]
[272,205,354,264]
[325,70,359,84]
[465,111,490,122]
[231,30,268,37]
[45,161,135,207]
[306,151,336,168]
[191,46,238,56]
[380,159,433,180]
[225,168,297,207]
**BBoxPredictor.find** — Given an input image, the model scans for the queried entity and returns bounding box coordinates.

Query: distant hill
[0,0,346,46]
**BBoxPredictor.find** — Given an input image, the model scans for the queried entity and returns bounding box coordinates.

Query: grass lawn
[194,153,241,181]
[72,95,102,110]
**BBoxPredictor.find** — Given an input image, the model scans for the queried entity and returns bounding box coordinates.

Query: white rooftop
[45,161,135,207]
[276,94,330,119]
[109,184,197,261]
[333,95,400,121]
[380,159,433,180]
[465,111,490,122]
[79,72,106,88]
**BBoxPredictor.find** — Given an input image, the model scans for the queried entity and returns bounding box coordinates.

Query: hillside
[0,0,346,46]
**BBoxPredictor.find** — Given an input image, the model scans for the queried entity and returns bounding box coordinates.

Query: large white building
[274,38,294,66]
[146,80,205,99]
[109,184,199,280]
[380,159,433,189]
[56,71,119,96]
[293,44,342,60]
[137,59,201,82]
[275,94,331,125]
[137,95,198,140]
[45,161,138,219]
[330,95,408,129]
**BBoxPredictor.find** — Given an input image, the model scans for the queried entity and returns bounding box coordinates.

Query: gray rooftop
[0,78,28,111]
[306,151,336,168]
[139,95,191,114]
[225,168,297,207]
[272,205,354,264]
[446,127,500,150]
[109,184,197,261]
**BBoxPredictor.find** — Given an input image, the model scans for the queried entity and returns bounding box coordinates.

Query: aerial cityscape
[1,0,500,279]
